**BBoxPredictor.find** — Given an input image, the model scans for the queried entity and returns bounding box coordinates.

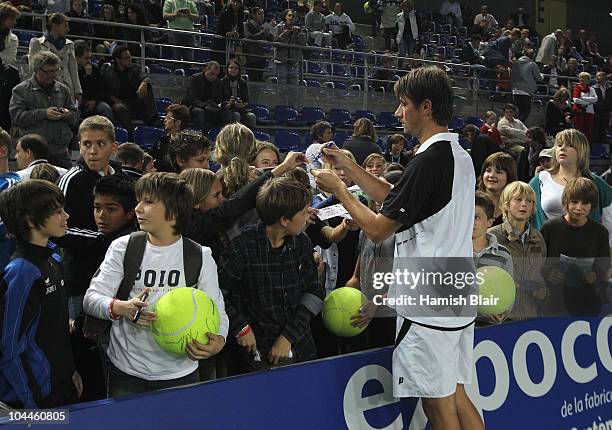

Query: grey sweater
[511,56,543,95]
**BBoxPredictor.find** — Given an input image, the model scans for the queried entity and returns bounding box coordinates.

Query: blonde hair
[499,181,536,219]
[352,118,377,141]
[363,153,385,169]
[179,168,217,203]
[548,129,591,178]
[578,72,591,81]
[253,141,281,165]
[214,123,257,197]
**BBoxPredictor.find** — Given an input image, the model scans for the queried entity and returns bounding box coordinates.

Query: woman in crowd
[342,118,381,166]
[545,87,572,138]
[528,129,612,239]
[477,152,518,226]
[221,58,256,129]
[252,141,280,169]
[94,4,120,55]
[571,72,598,143]
[0,3,19,66]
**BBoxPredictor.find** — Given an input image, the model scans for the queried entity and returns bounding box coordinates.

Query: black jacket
[342,136,382,166]
[78,62,104,105]
[100,61,153,105]
[0,242,76,409]
[470,133,499,176]
[57,157,124,296]
[383,150,412,167]
[0,62,20,131]
[221,76,250,104]
[182,72,225,109]
[184,171,272,261]
[148,132,175,172]
[594,84,612,114]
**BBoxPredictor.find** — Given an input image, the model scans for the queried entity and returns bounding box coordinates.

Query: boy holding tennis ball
[83,173,228,398]
[218,177,325,372]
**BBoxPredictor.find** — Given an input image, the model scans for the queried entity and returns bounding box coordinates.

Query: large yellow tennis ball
[476,266,516,315]
[322,287,368,337]
[151,287,220,356]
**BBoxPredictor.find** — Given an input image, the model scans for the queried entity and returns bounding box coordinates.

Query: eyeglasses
[40,67,60,74]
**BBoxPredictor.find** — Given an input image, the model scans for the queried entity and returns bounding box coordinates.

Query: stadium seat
[333,132,352,147]
[305,79,322,87]
[354,110,378,123]
[148,65,172,74]
[465,116,484,128]
[115,127,128,143]
[155,98,172,117]
[459,136,471,150]
[251,104,274,125]
[377,112,401,129]
[301,107,327,124]
[274,131,302,152]
[134,126,164,150]
[448,116,465,133]
[208,161,220,172]
[305,61,326,75]
[274,105,299,124]
[208,127,220,143]
[14,30,39,47]
[254,131,272,141]
[591,143,609,158]
[329,108,352,126]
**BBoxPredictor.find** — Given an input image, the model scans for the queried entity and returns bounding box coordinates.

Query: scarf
[46,33,67,51]
[0,28,8,52]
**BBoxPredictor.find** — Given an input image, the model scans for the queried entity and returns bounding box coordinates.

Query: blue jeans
[108,362,199,398]
[399,38,417,57]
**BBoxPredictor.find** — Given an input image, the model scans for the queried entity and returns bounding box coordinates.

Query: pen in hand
[133,292,149,323]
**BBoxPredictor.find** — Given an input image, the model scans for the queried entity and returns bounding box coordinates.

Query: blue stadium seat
[305,61,326,75]
[250,104,274,125]
[115,127,128,143]
[208,127,220,143]
[301,107,326,124]
[305,79,322,87]
[377,112,401,128]
[352,35,367,51]
[274,105,299,124]
[591,143,609,158]
[465,116,484,128]
[208,161,221,172]
[134,126,164,149]
[148,65,172,74]
[254,131,272,141]
[155,98,172,117]
[328,108,352,126]
[354,110,378,123]
[274,131,302,152]
[448,116,465,133]
[14,30,39,47]
[405,136,419,151]
[334,132,352,147]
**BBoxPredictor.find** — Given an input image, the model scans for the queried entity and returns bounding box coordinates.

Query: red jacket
[480,123,503,147]
[572,82,590,114]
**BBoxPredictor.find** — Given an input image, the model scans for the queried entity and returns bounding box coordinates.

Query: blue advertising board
[2,316,611,429]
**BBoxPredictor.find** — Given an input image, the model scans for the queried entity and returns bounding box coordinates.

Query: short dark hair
[116,143,145,167]
[475,190,495,219]
[282,167,310,189]
[394,66,454,126]
[0,180,65,243]
[310,121,332,142]
[112,44,130,60]
[477,152,518,192]
[135,173,194,234]
[47,12,68,27]
[463,124,480,138]
[18,134,48,160]
[166,104,190,126]
[503,103,517,113]
[169,131,211,169]
[471,34,482,42]
[74,39,90,58]
[562,177,598,211]
[94,174,137,213]
[256,177,311,226]
[383,170,402,185]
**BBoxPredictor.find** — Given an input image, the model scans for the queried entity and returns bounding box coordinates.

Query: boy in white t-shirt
[83,173,228,398]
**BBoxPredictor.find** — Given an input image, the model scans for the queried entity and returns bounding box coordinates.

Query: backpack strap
[116,231,148,300]
[182,236,202,288]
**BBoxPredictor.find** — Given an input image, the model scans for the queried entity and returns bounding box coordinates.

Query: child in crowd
[363,153,386,177]
[168,130,211,173]
[83,173,228,397]
[0,180,82,408]
[30,163,61,183]
[115,143,145,180]
[218,177,324,372]
[540,178,609,315]
[252,141,281,169]
[472,191,514,325]
[383,134,411,166]
[489,181,548,321]
[58,115,121,320]
[477,151,518,226]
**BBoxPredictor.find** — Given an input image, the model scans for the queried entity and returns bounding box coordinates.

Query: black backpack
[82,232,202,344]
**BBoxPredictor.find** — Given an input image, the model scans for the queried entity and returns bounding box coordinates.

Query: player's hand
[351,300,375,328]
[268,335,291,365]
[186,334,225,360]
[311,168,345,195]
[72,371,83,398]
[237,328,257,353]
[137,82,147,98]
[273,151,308,176]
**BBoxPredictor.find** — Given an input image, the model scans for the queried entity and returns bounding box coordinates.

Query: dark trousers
[108,362,199,398]
[190,106,234,132]
[593,111,610,143]
[112,94,155,137]
[169,31,195,62]
[333,29,351,49]
[513,94,532,123]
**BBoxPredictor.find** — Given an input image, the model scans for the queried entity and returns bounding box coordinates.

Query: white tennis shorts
[392,318,474,398]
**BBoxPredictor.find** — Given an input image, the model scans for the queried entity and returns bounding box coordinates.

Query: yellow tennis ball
[477,266,516,315]
[151,287,220,356]
[322,287,368,337]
